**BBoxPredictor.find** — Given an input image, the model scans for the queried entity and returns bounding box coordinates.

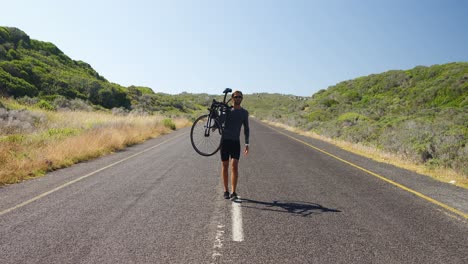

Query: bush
[69,98,93,111]
[44,128,79,138]
[320,98,339,108]
[307,110,328,122]
[337,112,368,123]
[52,96,93,111]
[52,95,71,109]
[163,118,176,130]
[36,99,55,110]
[0,108,47,134]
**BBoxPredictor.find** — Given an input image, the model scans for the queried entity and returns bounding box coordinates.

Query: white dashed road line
[232,198,244,242]
[211,223,225,263]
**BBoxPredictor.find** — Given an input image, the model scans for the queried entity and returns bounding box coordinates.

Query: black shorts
[220,139,240,161]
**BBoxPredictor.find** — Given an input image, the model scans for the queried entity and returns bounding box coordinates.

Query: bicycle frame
[203,88,232,137]
[204,113,215,137]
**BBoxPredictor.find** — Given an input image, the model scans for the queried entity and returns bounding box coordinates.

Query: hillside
[0,27,135,108]
[245,62,468,177]
[0,27,208,115]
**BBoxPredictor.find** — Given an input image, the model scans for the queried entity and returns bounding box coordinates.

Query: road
[1,119,467,263]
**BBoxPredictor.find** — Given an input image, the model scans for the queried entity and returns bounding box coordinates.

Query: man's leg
[222,160,229,192]
[231,159,239,193]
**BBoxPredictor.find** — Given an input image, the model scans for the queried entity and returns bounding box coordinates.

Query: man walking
[221,90,249,200]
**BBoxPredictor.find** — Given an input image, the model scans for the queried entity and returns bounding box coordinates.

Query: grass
[263,120,468,189]
[0,99,190,185]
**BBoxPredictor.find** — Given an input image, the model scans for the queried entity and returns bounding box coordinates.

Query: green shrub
[307,110,328,122]
[0,134,25,143]
[163,118,176,130]
[320,98,339,108]
[44,128,79,138]
[337,112,368,125]
[36,99,55,110]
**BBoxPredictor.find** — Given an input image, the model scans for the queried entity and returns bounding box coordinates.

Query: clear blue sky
[3,0,468,96]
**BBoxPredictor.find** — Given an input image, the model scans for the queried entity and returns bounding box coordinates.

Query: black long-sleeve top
[222,107,249,144]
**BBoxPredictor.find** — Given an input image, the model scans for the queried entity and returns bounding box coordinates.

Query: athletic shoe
[230,192,238,200]
[223,191,230,199]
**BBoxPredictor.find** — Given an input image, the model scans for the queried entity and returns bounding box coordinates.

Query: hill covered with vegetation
[244,62,467,177]
[0,26,210,115]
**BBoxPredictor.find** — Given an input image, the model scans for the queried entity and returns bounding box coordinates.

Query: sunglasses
[233,96,243,99]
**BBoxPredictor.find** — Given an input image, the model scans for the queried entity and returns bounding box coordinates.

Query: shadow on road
[238,199,341,217]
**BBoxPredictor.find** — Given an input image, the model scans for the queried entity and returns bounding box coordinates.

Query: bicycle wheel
[190,114,222,156]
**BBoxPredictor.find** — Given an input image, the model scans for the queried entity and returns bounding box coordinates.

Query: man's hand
[244,145,249,156]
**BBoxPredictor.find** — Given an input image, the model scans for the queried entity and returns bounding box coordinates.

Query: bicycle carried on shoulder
[190,88,232,156]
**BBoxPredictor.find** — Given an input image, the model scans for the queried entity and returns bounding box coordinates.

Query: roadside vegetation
[243,62,468,188]
[0,97,190,185]
[263,120,467,188]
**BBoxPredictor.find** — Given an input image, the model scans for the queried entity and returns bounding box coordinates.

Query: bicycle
[190,88,232,156]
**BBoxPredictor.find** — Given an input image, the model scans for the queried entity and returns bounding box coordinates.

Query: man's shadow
[237,198,341,217]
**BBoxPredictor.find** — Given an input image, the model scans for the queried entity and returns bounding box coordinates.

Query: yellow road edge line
[262,123,468,219]
[0,132,187,217]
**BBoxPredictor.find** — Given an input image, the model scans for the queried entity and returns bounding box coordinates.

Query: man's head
[232,90,243,106]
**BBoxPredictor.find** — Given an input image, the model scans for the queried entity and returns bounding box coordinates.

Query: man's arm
[244,110,250,145]
[243,110,250,156]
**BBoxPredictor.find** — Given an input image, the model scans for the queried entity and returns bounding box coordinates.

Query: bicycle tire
[190,114,223,156]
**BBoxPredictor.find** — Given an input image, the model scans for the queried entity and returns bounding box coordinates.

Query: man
[221,90,249,200]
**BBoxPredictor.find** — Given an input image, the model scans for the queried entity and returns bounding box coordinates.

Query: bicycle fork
[205,115,215,137]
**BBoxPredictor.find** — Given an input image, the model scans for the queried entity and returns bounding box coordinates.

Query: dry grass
[173,118,192,129]
[263,120,468,189]
[0,107,190,185]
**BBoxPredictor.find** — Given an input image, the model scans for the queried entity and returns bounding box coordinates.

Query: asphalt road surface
[1,119,467,264]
